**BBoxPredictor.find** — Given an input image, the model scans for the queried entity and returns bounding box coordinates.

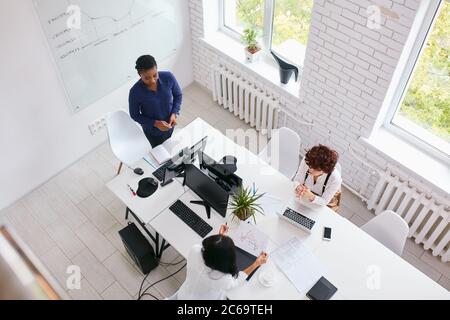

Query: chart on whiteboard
[33,0,181,112]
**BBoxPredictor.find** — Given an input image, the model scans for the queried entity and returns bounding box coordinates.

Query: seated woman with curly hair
[294,145,342,211]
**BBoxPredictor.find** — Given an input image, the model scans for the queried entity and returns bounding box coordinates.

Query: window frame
[384,0,449,162]
[219,0,307,69]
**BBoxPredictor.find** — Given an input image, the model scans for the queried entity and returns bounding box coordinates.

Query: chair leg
[117,162,123,175]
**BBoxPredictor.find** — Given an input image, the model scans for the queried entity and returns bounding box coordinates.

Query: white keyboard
[280,207,316,233]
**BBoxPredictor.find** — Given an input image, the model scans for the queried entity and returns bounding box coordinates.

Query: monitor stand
[190,200,211,219]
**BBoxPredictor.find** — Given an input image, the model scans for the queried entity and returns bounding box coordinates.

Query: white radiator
[211,65,280,138]
[367,171,449,262]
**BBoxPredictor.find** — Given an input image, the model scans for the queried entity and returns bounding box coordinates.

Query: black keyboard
[152,160,173,182]
[169,200,213,238]
[281,207,316,233]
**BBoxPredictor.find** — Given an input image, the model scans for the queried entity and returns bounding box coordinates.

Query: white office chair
[165,291,178,300]
[258,127,301,180]
[106,110,151,174]
[361,210,409,256]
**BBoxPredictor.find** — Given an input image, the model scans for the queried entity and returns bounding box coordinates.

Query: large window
[221,0,313,67]
[388,0,449,158]
[223,0,265,36]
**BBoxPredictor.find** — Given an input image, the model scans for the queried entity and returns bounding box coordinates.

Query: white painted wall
[188,0,449,204]
[0,0,194,210]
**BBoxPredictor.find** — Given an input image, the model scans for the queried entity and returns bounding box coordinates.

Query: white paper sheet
[258,194,285,217]
[143,154,158,169]
[271,237,325,294]
[150,144,171,164]
[228,222,269,257]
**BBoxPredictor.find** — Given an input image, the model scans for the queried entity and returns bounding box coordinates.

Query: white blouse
[176,244,247,300]
[294,159,342,206]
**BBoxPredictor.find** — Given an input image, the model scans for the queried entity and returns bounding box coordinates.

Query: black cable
[136,260,184,298]
[138,271,152,298]
[137,263,186,300]
[140,292,160,300]
[157,258,185,267]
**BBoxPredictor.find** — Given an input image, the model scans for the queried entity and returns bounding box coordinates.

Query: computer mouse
[134,167,144,175]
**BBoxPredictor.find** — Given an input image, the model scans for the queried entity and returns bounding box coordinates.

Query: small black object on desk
[134,167,144,175]
[220,155,237,174]
[136,177,158,198]
[306,276,337,300]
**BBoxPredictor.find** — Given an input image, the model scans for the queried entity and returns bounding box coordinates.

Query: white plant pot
[245,48,261,63]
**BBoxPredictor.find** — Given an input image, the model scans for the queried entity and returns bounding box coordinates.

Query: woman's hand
[169,113,178,127]
[243,251,268,276]
[154,120,171,132]
[255,252,268,266]
[219,224,229,235]
[295,185,315,201]
[302,186,315,202]
[295,184,307,197]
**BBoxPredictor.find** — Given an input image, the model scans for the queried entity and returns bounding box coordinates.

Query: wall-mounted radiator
[211,65,280,138]
[367,171,449,262]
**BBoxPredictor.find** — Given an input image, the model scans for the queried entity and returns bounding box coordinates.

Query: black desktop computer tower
[118,223,158,275]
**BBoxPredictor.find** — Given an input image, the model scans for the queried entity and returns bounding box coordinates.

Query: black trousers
[144,130,173,148]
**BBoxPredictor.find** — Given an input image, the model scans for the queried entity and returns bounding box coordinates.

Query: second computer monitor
[186,136,207,162]
[184,164,229,218]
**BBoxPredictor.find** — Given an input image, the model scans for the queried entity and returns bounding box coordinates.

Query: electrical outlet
[88,115,107,136]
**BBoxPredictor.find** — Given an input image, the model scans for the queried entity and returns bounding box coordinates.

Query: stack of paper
[150,144,171,164]
[258,194,285,217]
[271,237,325,294]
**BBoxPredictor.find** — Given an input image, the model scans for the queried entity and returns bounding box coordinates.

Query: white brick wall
[188,0,449,204]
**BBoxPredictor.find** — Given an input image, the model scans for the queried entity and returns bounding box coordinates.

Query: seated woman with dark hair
[177,224,268,300]
[294,144,342,211]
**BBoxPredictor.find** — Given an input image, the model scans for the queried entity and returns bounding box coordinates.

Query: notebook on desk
[306,276,337,300]
[235,246,259,281]
[150,144,172,165]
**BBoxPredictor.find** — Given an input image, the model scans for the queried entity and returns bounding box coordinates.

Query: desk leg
[125,207,130,220]
[158,239,171,259]
[125,207,157,246]
[155,232,160,258]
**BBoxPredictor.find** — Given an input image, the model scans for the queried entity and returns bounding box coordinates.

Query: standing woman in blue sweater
[129,55,182,147]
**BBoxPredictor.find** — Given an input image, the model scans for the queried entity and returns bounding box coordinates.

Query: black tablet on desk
[306,276,337,300]
[234,246,259,281]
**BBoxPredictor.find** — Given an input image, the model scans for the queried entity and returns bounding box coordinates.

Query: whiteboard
[33,0,181,112]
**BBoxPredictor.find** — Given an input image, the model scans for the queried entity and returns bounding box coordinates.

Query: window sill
[360,128,450,195]
[201,32,301,100]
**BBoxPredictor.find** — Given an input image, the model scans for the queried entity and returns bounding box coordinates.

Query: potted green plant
[241,28,261,63]
[229,187,264,224]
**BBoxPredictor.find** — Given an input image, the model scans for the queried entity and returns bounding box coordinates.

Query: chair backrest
[106,110,151,168]
[259,127,301,180]
[165,291,178,300]
[361,210,409,256]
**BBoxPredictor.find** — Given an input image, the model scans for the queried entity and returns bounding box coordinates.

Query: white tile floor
[0,83,448,299]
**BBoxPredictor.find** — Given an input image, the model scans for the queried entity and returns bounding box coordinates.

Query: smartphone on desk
[323,227,332,241]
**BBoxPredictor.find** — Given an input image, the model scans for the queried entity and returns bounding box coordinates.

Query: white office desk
[107,117,449,299]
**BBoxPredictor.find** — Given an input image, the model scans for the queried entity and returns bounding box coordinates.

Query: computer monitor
[183,164,229,218]
[160,138,207,187]
[185,136,207,163]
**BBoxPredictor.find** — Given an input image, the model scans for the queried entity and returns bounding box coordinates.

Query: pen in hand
[127,184,136,196]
